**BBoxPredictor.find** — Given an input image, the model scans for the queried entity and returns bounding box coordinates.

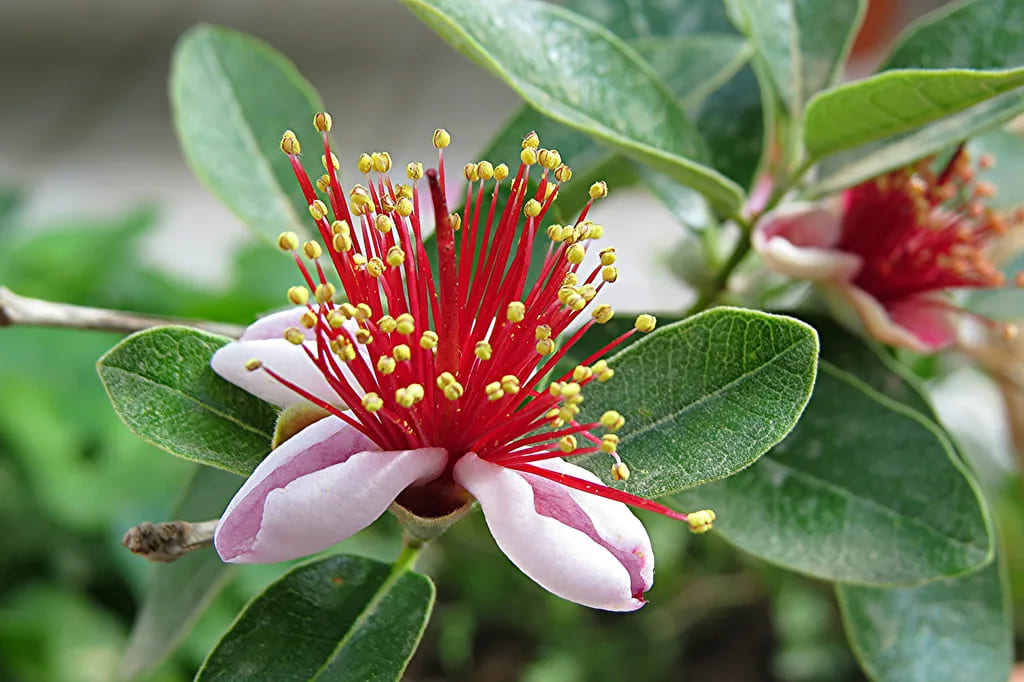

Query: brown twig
[122,519,220,563]
[0,286,244,337]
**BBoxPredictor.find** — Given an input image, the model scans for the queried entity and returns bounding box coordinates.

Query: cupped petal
[212,309,367,408]
[454,453,653,611]
[831,285,957,353]
[753,204,862,282]
[215,417,447,563]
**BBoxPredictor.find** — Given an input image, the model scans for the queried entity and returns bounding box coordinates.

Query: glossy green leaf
[197,554,434,682]
[837,561,1011,682]
[675,328,991,586]
[98,326,277,475]
[576,308,818,498]
[401,0,745,214]
[119,465,241,680]
[805,67,1024,160]
[632,35,752,109]
[564,0,735,39]
[726,0,864,115]
[170,24,322,244]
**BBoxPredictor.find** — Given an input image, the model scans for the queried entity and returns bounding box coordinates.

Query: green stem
[391,541,422,575]
[685,217,753,317]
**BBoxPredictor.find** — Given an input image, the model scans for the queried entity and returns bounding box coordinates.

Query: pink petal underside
[453,453,653,612]
[835,286,957,353]
[753,205,862,282]
[211,308,367,408]
[215,417,447,563]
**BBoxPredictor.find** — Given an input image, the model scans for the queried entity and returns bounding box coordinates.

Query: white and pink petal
[828,285,958,353]
[753,204,862,282]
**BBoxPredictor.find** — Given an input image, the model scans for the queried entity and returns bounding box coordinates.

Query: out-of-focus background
[1,1,999,681]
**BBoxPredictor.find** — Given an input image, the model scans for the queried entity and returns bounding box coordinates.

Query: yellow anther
[314,282,336,303]
[406,162,424,180]
[601,265,619,283]
[557,285,576,304]
[592,304,614,324]
[464,163,479,182]
[308,200,329,221]
[339,303,357,319]
[436,372,457,388]
[545,407,560,420]
[351,253,368,270]
[524,199,542,218]
[245,358,262,371]
[590,224,605,239]
[397,184,414,200]
[599,247,617,265]
[303,240,323,260]
[327,309,346,328]
[559,407,579,424]
[333,233,353,252]
[475,341,493,360]
[559,435,577,453]
[494,163,509,181]
[367,257,385,278]
[575,223,591,241]
[361,392,383,412]
[280,130,301,155]
[433,128,451,149]
[355,303,372,320]
[355,328,373,345]
[420,330,439,350]
[572,365,593,382]
[331,220,350,236]
[278,231,300,251]
[547,224,565,241]
[548,382,563,397]
[589,181,608,199]
[687,509,716,534]
[601,434,620,453]
[283,326,306,345]
[560,225,576,242]
[396,197,414,217]
[536,338,555,355]
[506,301,526,322]
[375,215,395,233]
[501,374,520,394]
[538,148,561,170]
[395,387,415,408]
[449,213,462,231]
[477,161,494,180]
[357,153,373,174]
[372,151,392,173]
[378,315,397,333]
[395,313,415,335]
[560,382,581,399]
[377,355,397,375]
[322,153,340,171]
[521,147,538,165]
[635,314,657,333]
[313,111,333,132]
[443,381,465,400]
[535,324,552,340]
[299,310,318,329]
[287,285,310,305]
[597,367,614,382]
[335,341,357,362]
[350,184,373,210]
[386,245,406,267]
[563,272,579,286]
[554,164,572,183]
[485,381,504,401]
[600,410,625,431]
[316,174,331,193]
[611,462,630,481]
[567,294,587,312]
[392,344,411,362]
[567,243,586,265]
[579,284,597,302]
[523,131,540,148]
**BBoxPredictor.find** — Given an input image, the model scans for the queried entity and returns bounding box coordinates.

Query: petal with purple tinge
[454,453,653,611]
[753,205,862,282]
[215,417,447,563]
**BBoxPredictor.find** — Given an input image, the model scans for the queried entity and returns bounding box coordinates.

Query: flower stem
[0,286,245,337]
[392,541,423,575]
[684,217,753,317]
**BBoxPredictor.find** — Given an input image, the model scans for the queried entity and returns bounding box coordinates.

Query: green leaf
[564,0,736,39]
[675,327,992,586]
[805,67,1024,160]
[170,24,323,244]
[196,554,434,682]
[632,35,752,109]
[837,561,1011,682]
[98,326,277,475]
[119,465,240,680]
[726,0,864,115]
[576,308,818,498]
[401,0,745,214]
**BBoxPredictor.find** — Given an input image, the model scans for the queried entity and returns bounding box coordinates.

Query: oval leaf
[119,466,241,680]
[674,351,992,585]
[837,562,1011,682]
[400,0,745,214]
[98,326,277,475]
[197,554,434,682]
[577,308,819,499]
[170,24,322,243]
